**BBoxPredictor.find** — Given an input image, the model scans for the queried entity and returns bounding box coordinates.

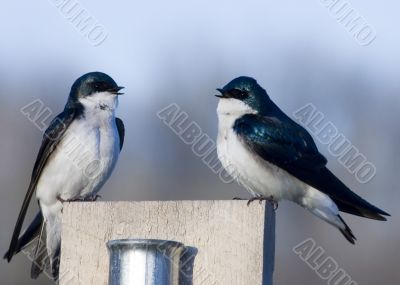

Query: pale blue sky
[0,1,399,284]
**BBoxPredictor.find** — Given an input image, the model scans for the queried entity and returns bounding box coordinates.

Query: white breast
[216,99,307,201]
[216,99,346,232]
[36,92,121,207]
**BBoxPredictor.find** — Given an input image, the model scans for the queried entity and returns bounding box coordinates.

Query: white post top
[59,200,275,285]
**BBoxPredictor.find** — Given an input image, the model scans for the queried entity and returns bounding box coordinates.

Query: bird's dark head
[216,76,270,114]
[69,72,124,101]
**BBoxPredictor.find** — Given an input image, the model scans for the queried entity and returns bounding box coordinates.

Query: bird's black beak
[215,88,227,98]
[109,86,125,95]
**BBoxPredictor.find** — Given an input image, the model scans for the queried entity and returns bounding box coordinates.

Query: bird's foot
[57,196,67,203]
[233,197,246,200]
[247,195,278,210]
[84,194,102,202]
[57,194,102,203]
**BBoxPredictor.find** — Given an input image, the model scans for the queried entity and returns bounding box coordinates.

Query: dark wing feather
[4,109,76,262]
[234,114,327,169]
[234,114,389,220]
[3,212,43,259]
[115,117,125,150]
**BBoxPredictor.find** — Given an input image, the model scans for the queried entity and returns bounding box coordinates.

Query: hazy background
[1,1,399,284]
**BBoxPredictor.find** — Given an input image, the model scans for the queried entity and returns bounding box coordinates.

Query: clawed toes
[88,194,102,201]
[246,196,278,210]
[233,197,245,200]
[56,194,102,203]
[57,196,66,203]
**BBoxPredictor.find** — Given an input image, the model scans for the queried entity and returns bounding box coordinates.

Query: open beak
[215,88,226,98]
[109,86,125,95]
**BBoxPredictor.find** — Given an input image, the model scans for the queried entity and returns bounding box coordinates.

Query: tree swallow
[4,72,125,279]
[216,76,389,244]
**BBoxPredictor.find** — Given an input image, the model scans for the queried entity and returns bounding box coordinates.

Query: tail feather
[334,199,388,221]
[4,211,43,261]
[31,220,47,279]
[307,168,390,221]
[338,215,356,244]
[29,218,60,280]
[303,188,357,244]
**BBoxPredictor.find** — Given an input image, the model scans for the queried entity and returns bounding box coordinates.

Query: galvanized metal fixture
[107,239,185,285]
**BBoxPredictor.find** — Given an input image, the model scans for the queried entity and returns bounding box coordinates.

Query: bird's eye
[92,82,100,89]
[92,82,106,90]
[229,89,248,99]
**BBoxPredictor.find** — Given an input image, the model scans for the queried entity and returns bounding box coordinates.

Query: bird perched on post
[4,72,125,280]
[216,76,389,243]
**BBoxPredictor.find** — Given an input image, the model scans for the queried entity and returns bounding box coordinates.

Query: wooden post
[59,201,275,285]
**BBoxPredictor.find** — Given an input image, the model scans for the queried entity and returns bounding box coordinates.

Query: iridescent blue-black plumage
[233,113,389,221]
[233,114,326,166]
[68,72,124,101]
[4,72,125,279]
[217,76,389,243]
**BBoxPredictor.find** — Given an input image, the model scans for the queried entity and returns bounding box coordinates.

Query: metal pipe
[107,239,185,285]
